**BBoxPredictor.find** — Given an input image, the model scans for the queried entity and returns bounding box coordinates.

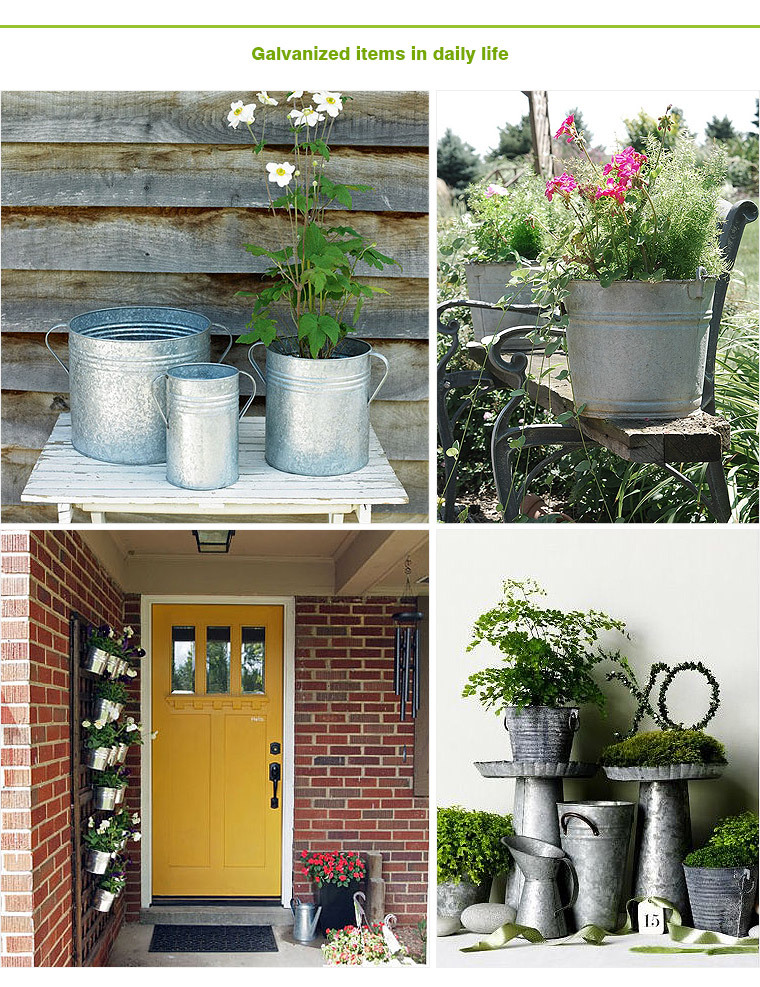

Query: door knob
[268,762,281,808]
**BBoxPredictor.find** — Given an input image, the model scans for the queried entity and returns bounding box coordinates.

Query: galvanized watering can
[248,337,389,476]
[290,898,322,942]
[503,835,578,939]
[557,800,634,931]
[151,363,256,490]
[46,307,232,464]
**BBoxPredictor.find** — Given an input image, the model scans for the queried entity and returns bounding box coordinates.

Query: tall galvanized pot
[152,363,256,490]
[557,801,634,931]
[248,338,389,476]
[465,262,545,348]
[503,706,579,762]
[564,278,715,419]
[45,307,232,464]
[683,864,758,937]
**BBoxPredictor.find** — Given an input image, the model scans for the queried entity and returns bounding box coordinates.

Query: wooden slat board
[526,354,730,464]
[1,91,429,147]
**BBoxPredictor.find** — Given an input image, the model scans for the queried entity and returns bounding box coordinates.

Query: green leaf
[318,314,341,344]
[574,460,592,473]
[557,411,576,424]
[297,313,319,340]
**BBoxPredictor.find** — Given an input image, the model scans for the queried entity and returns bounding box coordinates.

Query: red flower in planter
[301,849,367,886]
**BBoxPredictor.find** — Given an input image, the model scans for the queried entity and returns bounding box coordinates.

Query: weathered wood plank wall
[1,90,429,522]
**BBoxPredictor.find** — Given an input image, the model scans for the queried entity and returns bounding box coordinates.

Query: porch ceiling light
[392,557,423,722]
[193,530,235,554]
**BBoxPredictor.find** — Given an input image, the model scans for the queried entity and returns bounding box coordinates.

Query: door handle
[269,762,281,809]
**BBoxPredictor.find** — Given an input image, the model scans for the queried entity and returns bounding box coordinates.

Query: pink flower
[595,181,627,206]
[485,183,509,198]
[545,172,578,202]
[554,114,577,143]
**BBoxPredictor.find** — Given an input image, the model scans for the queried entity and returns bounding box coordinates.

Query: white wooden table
[21,415,408,524]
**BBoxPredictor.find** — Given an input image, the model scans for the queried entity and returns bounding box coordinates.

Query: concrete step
[141,905,292,926]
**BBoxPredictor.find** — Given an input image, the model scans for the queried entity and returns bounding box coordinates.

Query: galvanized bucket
[248,337,389,476]
[557,800,634,931]
[93,888,116,913]
[564,278,715,419]
[503,706,580,762]
[84,747,110,771]
[92,786,118,811]
[151,363,256,490]
[683,864,758,937]
[436,879,490,920]
[83,646,109,675]
[85,850,112,875]
[465,262,546,348]
[45,307,232,464]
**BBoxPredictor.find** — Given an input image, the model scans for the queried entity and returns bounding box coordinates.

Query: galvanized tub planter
[92,888,116,913]
[84,747,111,771]
[85,850,112,875]
[437,879,489,922]
[503,706,580,762]
[683,863,758,936]
[564,278,715,420]
[92,786,119,811]
[45,306,232,464]
[248,337,389,476]
[152,363,256,490]
[83,646,109,675]
[465,261,546,348]
[557,800,635,931]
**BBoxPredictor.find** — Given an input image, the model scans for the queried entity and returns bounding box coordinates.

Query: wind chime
[391,558,423,722]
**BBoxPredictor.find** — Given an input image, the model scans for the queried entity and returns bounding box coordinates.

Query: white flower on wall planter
[313,91,342,117]
[124,626,134,638]
[256,91,278,105]
[289,106,324,127]
[227,100,256,128]
[133,833,142,842]
[287,90,305,101]
[266,161,296,187]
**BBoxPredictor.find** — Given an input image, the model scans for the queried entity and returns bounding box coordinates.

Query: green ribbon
[460,896,759,955]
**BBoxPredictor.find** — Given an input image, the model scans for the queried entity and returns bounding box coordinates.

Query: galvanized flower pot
[503,706,580,762]
[114,786,125,806]
[436,879,489,921]
[248,337,389,476]
[557,800,635,931]
[85,850,112,875]
[107,746,119,766]
[104,653,121,677]
[465,262,546,348]
[92,786,119,811]
[152,363,256,490]
[564,278,715,419]
[45,306,232,464]
[83,646,109,675]
[92,888,116,913]
[115,743,129,764]
[684,864,758,936]
[84,747,110,771]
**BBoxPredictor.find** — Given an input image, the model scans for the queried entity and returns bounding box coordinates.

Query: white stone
[748,924,759,938]
[460,903,517,935]
[437,915,462,937]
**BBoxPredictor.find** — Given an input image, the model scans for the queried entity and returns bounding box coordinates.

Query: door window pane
[241,627,266,694]
[206,626,231,693]
[171,626,195,693]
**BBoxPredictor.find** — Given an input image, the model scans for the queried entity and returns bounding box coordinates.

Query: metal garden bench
[438,198,758,523]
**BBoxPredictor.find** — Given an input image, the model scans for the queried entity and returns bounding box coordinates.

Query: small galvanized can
[83,646,109,675]
[92,888,116,913]
[152,363,256,490]
[92,786,118,811]
[85,850,112,875]
[84,747,110,771]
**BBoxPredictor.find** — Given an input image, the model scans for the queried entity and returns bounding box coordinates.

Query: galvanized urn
[557,800,634,931]
[683,864,758,937]
[46,307,232,464]
[248,337,389,476]
[465,262,546,348]
[564,278,715,419]
[152,363,256,490]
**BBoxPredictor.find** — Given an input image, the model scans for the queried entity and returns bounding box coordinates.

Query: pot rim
[268,336,372,361]
[566,277,717,288]
[683,862,758,873]
[167,362,238,382]
[69,306,211,337]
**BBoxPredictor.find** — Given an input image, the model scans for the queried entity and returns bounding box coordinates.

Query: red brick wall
[292,597,428,924]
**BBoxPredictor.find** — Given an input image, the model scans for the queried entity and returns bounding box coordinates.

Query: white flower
[256,91,278,106]
[131,813,141,824]
[133,833,142,842]
[88,817,94,828]
[108,628,116,639]
[94,719,107,730]
[151,731,159,741]
[266,161,296,187]
[313,91,342,118]
[287,90,304,101]
[123,626,134,638]
[227,100,256,129]
[82,720,91,728]
[289,106,324,128]
[126,669,138,678]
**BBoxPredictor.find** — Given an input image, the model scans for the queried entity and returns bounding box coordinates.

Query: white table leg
[90,512,106,524]
[356,504,372,524]
[57,504,72,524]
[328,513,345,524]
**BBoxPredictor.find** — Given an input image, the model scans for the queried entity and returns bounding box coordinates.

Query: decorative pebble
[461,902,517,935]
[437,914,462,937]
[748,924,759,938]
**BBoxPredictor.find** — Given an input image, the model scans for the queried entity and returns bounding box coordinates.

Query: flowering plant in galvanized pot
[322,922,408,966]
[301,849,367,934]
[524,108,728,419]
[93,865,128,912]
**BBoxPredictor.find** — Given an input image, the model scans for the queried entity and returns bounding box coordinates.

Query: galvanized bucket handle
[150,372,170,427]
[555,856,579,916]
[211,323,233,362]
[568,709,580,732]
[149,364,256,425]
[237,369,257,420]
[45,324,71,375]
[247,343,268,390]
[560,811,600,837]
[369,352,390,405]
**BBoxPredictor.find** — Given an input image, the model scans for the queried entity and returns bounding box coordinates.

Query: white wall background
[436,527,759,847]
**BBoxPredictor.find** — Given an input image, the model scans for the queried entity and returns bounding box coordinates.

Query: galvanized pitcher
[557,800,634,931]
[290,898,322,942]
[503,835,578,939]
[45,306,232,464]
[151,363,256,490]
[248,337,389,476]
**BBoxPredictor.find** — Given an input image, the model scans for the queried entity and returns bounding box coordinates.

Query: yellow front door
[151,603,284,897]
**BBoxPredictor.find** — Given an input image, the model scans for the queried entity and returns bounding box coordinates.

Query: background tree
[623,106,687,152]
[437,128,481,190]
[487,114,532,161]
[706,115,737,142]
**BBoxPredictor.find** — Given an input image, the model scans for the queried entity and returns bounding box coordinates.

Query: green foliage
[685,811,759,868]
[82,720,116,749]
[438,128,481,190]
[92,767,128,789]
[623,106,687,152]
[96,680,128,704]
[563,107,593,147]
[437,806,514,884]
[466,174,558,263]
[487,114,532,162]
[705,116,737,142]
[463,578,627,712]
[601,729,727,767]
[100,867,127,895]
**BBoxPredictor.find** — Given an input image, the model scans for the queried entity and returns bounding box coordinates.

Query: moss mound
[601,729,726,768]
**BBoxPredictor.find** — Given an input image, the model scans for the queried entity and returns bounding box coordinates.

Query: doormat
[149,925,278,953]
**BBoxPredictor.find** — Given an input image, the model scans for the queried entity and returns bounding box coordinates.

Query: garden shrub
[437,806,514,885]
[601,729,727,767]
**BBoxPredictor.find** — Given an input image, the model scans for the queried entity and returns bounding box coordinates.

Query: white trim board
[139,594,296,910]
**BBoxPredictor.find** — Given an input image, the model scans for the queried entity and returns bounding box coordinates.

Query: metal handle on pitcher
[237,370,257,420]
[212,322,233,362]
[560,811,600,837]
[556,857,579,915]
[368,352,389,404]
[150,373,170,427]
[247,343,268,390]
[45,324,70,375]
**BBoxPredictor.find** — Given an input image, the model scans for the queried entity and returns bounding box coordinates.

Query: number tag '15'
[637,900,667,936]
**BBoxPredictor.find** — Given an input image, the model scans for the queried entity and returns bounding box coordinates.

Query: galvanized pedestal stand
[603,764,724,921]
[475,760,598,910]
